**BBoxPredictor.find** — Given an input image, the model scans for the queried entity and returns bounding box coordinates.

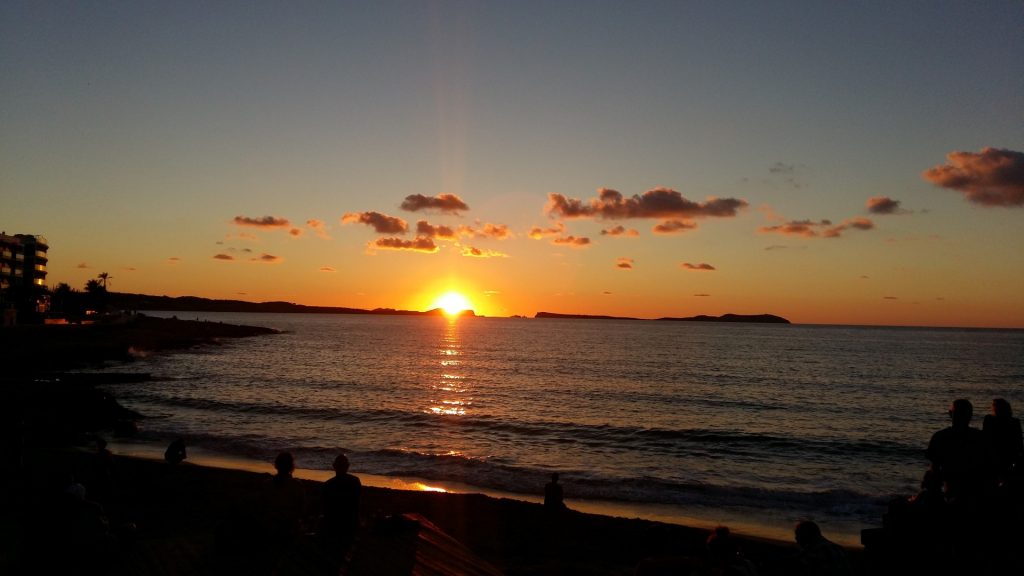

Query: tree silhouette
[97,272,112,289]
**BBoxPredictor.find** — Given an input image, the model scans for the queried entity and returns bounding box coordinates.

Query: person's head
[794,520,823,548]
[992,398,1012,419]
[274,452,294,476]
[706,526,737,562]
[333,453,349,474]
[949,399,973,427]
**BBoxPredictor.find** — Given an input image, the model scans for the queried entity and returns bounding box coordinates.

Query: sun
[432,291,473,316]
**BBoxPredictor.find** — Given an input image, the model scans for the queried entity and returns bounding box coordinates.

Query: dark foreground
[3,447,818,576]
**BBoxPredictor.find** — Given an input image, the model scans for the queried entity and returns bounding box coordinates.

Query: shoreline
[106,438,865,548]
[9,444,828,575]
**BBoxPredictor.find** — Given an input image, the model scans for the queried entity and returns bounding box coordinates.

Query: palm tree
[97,272,112,290]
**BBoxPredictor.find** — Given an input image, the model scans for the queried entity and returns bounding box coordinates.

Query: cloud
[694,293,711,297]
[866,196,906,215]
[615,257,634,269]
[400,193,470,214]
[759,217,874,238]
[416,220,457,239]
[552,235,591,247]
[319,266,336,272]
[371,236,438,253]
[652,219,697,234]
[342,211,409,234]
[213,254,235,261]
[528,222,565,239]
[251,253,282,263]
[601,225,639,237]
[166,257,181,264]
[289,228,303,237]
[475,223,512,239]
[681,262,716,271]
[769,162,796,175]
[764,245,789,251]
[122,267,136,272]
[76,262,90,269]
[922,147,1024,207]
[307,219,330,239]
[545,188,748,220]
[233,215,292,228]
[461,246,508,258]
[883,296,899,300]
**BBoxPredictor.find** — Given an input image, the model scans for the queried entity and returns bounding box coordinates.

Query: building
[1,232,49,323]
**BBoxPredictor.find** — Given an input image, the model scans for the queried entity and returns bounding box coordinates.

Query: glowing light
[432,291,472,316]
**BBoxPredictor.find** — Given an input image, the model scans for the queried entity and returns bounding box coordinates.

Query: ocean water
[98,312,1024,545]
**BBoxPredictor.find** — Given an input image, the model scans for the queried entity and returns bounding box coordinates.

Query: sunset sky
[3,2,1022,327]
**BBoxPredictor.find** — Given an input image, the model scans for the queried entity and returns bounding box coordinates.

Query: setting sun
[433,291,473,316]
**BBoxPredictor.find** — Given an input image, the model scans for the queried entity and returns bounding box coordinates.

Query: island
[657,313,790,324]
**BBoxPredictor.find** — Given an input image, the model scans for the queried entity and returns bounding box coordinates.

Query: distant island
[658,313,790,324]
[110,293,475,317]
[535,311,789,323]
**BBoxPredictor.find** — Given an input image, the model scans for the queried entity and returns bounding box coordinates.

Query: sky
[2,1,1022,327]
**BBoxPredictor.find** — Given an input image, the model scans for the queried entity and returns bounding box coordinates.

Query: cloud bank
[528,222,565,239]
[342,211,409,234]
[922,147,1024,207]
[601,225,639,237]
[552,235,591,247]
[233,215,291,228]
[759,217,874,238]
[652,220,697,234]
[400,193,470,214]
[372,236,438,253]
[546,188,748,220]
[461,246,508,258]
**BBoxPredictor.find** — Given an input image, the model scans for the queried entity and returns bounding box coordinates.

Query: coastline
[8,444,823,575]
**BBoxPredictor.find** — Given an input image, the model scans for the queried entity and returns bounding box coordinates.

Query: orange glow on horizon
[432,291,473,316]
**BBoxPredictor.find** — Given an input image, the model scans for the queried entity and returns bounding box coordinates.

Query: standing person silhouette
[983,398,1023,482]
[544,472,566,510]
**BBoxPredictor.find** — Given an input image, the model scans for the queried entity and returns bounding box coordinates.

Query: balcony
[34,264,46,272]
[35,250,47,260]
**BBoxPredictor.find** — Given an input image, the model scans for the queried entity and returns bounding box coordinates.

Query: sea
[95,312,1024,545]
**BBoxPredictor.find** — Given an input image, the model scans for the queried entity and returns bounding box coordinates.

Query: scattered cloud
[615,257,634,269]
[922,147,1024,207]
[764,245,789,251]
[400,193,469,214]
[694,293,711,297]
[866,196,906,215]
[252,253,282,263]
[461,246,508,258]
[416,220,457,239]
[528,222,565,239]
[652,219,697,234]
[307,219,330,239]
[759,217,874,238]
[473,222,512,239]
[545,188,748,220]
[166,257,181,264]
[884,296,899,300]
[371,236,438,253]
[77,262,90,269]
[122,267,136,272]
[319,266,336,272]
[601,225,640,237]
[289,228,303,237]
[681,262,716,271]
[342,211,408,234]
[552,235,591,247]
[213,254,234,261]
[860,275,870,279]
[603,291,613,295]
[233,215,292,228]
[769,162,796,175]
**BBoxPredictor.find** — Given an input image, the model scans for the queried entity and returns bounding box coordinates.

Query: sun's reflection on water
[427,318,472,416]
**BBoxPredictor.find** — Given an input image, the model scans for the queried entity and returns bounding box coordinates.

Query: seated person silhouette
[164,439,187,465]
[982,398,1023,482]
[321,453,361,554]
[926,399,988,505]
[544,472,567,510]
[794,520,854,576]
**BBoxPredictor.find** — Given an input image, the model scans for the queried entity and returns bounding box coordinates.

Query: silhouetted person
[321,453,361,562]
[926,399,988,507]
[983,398,1022,483]
[793,521,853,576]
[164,438,187,465]
[260,452,306,571]
[696,526,758,576]
[544,472,566,510]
